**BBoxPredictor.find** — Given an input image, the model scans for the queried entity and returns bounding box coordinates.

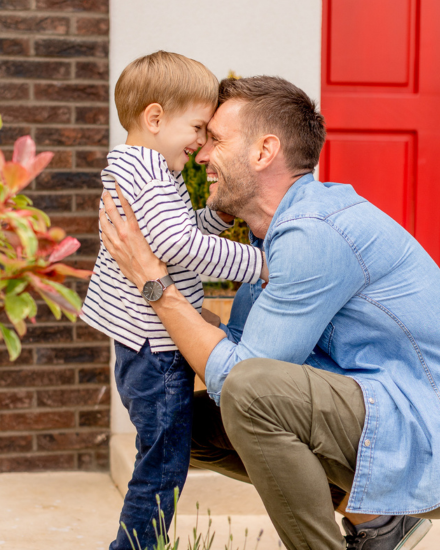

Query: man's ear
[253,135,281,172]
[141,103,164,135]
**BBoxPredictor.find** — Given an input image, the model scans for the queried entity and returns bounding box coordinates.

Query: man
[100,76,440,550]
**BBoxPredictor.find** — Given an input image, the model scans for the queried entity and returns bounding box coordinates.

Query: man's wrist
[135,265,169,293]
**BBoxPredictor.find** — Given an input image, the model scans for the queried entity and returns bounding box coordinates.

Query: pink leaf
[48,237,81,263]
[0,150,5,172]
[12,136,35,170]
[28,151,53,181]
[2,162,29,194]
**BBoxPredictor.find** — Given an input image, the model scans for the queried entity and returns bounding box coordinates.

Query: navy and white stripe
[81,145,262,352]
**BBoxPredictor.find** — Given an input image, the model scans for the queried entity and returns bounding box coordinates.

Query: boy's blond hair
[115,51,219,131]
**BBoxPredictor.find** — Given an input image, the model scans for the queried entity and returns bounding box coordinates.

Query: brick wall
[0,0,111,471]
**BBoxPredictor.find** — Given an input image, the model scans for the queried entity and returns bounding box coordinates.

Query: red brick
[0,411,75,431]
[35,38,108,58]
[0,37,29,56]
[74,280,93,299]
[0,435,32,453]
[66,258,96,271]
[75,193,101,212]
[26,192,73,212]
[0,348,33,367]
[78,366,109,383]
[36,171,102,190]
[76,150,107,169]
[0,106,71,124]
[21,325,73,345]
[37,387,109,407]
[36,127,108,146]
[75,60,108,80]
[78,451,93,470]
[75,236,100,256]
[0,368,75,388]
[0,391,33,410]
[79,409,109,427]
[76,17,109,36]
[34,83,108,102]
[36,345,110,365]
[0,15,69,34]
[37,431,108,451]
[44,150,73,169]
[50,214,98,233]
[75,106,108,125]
[0,83,29,100]
[76,326,108,345]
[0,60,71,80]
[95,449,109,469]
[36,0,108,13]
[0,453,75,472]
[0,0,30,8]
[0,126,31,146]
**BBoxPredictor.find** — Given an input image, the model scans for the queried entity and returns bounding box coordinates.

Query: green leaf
[5,293,32,324]
[40,291,61,320]
[12,194,33,208]
[62,310,77,323]
[44,280,82,311]
[21,292,37,319]
[0,322,21,361]
[6,278,28,295]
[12,217,38,257]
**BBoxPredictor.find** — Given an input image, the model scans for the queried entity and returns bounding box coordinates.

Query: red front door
[320,0,440,263]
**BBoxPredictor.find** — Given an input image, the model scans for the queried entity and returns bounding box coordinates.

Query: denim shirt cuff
[205,337,237,406]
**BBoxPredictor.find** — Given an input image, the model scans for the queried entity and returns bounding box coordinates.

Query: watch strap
[158,274,174,290]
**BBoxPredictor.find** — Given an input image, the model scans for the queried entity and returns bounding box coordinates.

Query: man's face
[196,100,256,217]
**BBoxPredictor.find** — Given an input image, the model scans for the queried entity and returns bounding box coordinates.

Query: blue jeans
[110,340,195,550]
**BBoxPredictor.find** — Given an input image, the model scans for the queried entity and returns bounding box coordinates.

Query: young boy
[81,51,266,550]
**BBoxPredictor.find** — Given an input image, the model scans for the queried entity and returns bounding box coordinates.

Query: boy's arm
[132,171,263,284]
[194,208,234,236]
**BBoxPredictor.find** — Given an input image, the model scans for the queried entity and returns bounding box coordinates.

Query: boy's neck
[125,128,158,151]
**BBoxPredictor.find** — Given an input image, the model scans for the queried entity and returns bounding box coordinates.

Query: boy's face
[158,102,215,171]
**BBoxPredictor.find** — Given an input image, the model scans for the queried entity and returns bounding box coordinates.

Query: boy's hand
[201,307,221,328]
[216,211,235,224]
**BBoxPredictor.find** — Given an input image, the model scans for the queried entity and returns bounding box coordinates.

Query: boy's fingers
[115,183,137,226]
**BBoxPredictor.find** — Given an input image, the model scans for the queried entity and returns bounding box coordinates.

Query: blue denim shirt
[206,173,440,515]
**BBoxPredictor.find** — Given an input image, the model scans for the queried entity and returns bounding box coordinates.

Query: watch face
[142,281,163,302]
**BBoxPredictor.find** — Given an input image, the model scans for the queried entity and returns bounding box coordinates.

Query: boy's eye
[194,126,201,130]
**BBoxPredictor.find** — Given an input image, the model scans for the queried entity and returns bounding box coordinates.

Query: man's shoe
[342,515,432,549]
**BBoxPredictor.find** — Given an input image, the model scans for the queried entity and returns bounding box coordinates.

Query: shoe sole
[395,518,432,550]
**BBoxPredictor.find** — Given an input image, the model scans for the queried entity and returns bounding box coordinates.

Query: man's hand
[100,184,168,291]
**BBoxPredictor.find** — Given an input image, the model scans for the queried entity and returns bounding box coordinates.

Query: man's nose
[195,142,211,165]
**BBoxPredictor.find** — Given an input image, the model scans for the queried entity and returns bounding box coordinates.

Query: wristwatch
[141,274,174,303]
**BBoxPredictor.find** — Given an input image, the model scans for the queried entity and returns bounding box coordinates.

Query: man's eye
[194,126,201,130]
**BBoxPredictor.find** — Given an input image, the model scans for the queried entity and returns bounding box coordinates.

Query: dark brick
[0,411,75,431]
[0,453,75,472]
[0,435,32,453]
[95,449,109,469]
[37,387,109,407]
[36,346,110,365]
[76,150,107,169]
[0,391,33,409]
[76,17,109,36]
[34,83,108,102]
[75,60,108,80]
[0,37,29,56]
[79,409,109,427]
[0,368,75,388]
[21,325,73,345]
[76,324,109,344]
[27,193,72,212]
[0,83,29,100]
[37,431,108,451]
[36,0,108,13]
[0,105,71,124]
[0,126,31,146]
[75,106,108,125]
[78,451,93,470]
[0,15,69,34]
[50,214,98,234]
[35,38,108,58]
[75,280,92,299]
[36,171,102,190]
[0,60,70,80]
[0,0,30,8]
[29,302,60,323]
[75,193,101,212]
[36,127,108,147]
[43,150,73,169]
[78,366,109,383]
[0,348,33,367]
[75,236,99,255]
[65,258,95,271]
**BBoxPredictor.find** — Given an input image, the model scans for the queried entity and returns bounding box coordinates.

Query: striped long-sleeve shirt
[81,145,262,352]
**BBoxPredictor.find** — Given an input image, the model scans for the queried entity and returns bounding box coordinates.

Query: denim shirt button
[365,439,371,447]
[369,398,375,404]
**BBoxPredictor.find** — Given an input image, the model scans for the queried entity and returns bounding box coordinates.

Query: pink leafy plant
[0,126,92,361]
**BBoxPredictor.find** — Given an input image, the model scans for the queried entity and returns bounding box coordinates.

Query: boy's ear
[142,103,164,134]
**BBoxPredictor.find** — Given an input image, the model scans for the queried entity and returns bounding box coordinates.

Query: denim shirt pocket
[317,322,336,356]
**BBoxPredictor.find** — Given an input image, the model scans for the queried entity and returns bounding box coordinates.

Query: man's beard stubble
[206,152,256,218]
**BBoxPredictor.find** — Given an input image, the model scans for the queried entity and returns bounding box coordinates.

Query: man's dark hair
[218,76,326,173]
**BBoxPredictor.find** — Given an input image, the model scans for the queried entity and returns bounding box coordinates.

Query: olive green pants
[190,359,439,550]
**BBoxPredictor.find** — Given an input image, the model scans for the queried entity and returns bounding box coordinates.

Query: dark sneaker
[342,515,432,549]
